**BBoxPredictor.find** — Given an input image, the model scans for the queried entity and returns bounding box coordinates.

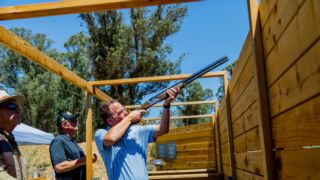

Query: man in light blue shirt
[95,88,180,180]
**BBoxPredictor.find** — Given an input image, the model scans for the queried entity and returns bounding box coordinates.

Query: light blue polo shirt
[95,124,156,180]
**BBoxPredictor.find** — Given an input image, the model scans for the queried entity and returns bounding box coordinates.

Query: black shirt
[49,134,86,180]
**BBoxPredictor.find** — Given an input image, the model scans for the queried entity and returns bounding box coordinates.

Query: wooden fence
[217,0,320,179]
[155,123,216,170]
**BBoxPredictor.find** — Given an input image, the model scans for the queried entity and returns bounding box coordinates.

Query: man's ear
[61,121,69,129]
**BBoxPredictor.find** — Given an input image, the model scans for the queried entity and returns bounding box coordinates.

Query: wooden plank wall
[218,33,264,179]
[260,0,320,179]
[156,123,216,170]
[217,0,320,179]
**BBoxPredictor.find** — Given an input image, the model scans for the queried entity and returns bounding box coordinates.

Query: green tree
[80,5,187,106]
[0,28,63,132]
[0,29,92,141]
[215,61,237,102]
[174,82,214,127]
[58,32,92,140]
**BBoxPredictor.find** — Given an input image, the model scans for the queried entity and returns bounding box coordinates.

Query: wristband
[163,104,170,108]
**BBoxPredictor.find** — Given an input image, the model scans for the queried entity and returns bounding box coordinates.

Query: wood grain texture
[259,0,277,28]
[272,94,320,149]
[275,148,320,179]
[228,34,253,92]
[223,164,232,177]
[221,143,230,166]
[0,0,199,20]
[268,39,320,117]
[92,72,225,86]
[248,0,276,178]
[236,168,264,180]
[231,78,257,121]
[163,162,215,170]
[229,55,254,108]
[176,142,213,151]
[157,129,213,143]
[168,123,212,134]
[232,102,259,138]
[265,0,320,87]
[234,151,264,176]
[85,93,93,179]
[220,130,229,145]
[261,0,305,57]
[234,127,261,153]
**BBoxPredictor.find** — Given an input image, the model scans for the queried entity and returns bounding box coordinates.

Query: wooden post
[211,101,217,170]
[247,0,276,179]
[85,92,93,180]
[223,71,236,178]
[213,101,223,174]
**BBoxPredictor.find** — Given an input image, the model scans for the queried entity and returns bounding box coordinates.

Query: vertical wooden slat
[247,0,276,179]
[214,101,223,174]
[224,71,236,178]
[211,103,217,169]
[85,92,93,180]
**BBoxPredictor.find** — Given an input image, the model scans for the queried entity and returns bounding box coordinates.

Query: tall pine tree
[80,5,187,105]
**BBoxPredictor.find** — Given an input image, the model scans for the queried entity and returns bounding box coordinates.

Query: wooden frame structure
[0,0,199,20]
[0,0,281,179]
[91,72,226,121]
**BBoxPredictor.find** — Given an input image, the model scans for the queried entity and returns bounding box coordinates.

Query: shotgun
[140,56,228,110]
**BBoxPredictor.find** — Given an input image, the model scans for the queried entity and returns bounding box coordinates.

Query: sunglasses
[0,102,19,111]
[61,118,77,124]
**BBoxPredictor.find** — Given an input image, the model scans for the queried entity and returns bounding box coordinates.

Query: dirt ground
[19,142,155,180]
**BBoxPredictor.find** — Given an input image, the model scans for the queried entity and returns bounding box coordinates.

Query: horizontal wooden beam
[91,71,226,86]
[148,168,216,175]
[0,0,200,20]
[144,114,213,121]
[149,172,219,179]
[125,100,216,109]
[0,26,111,102]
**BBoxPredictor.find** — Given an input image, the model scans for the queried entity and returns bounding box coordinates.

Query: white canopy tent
[13,123,54,145]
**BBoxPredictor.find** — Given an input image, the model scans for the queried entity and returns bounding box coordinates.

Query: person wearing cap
[0,90,27,180]
[49,110,97,180]
[95,87,180,180]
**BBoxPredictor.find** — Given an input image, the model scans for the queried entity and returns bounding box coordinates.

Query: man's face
[61,119,78,137]
[107,102,128,126]
[0,100,22,132]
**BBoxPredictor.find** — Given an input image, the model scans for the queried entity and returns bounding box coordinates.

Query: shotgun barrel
[140,56,228,110]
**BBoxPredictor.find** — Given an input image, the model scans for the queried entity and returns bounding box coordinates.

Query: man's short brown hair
[100,99,119,122]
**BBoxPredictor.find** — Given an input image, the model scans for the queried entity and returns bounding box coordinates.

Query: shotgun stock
[140,56,228,110]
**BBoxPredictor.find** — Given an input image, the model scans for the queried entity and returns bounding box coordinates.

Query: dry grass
[19,142,155,179]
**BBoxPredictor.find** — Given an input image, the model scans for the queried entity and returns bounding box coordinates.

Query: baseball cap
[56,110,79,126]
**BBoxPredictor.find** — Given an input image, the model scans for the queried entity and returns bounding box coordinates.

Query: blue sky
[0,0,249,115]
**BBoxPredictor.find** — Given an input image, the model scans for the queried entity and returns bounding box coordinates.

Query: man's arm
[54,154,97,173]
[53,158,85,173]
[154,87,180,138]
[103,110,145,147]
